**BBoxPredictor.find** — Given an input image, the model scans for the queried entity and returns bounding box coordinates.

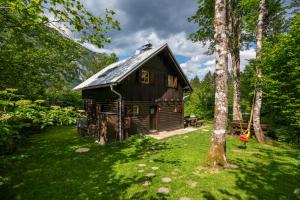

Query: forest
[0,0,299,199]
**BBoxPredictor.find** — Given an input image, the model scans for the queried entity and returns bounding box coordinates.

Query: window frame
[141,70,150,84]
[132,105,140,115]
[167,75,178,88]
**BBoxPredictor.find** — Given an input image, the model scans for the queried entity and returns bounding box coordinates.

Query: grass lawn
[1,125,300,200]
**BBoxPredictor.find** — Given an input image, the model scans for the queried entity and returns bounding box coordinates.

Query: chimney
[140,43,152,52]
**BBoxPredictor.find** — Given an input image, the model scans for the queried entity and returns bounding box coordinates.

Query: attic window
[167,75,178,88]
[132,105,140,115]
[141,70,150,84]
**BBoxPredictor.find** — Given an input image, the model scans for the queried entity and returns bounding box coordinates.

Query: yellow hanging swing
[239,89,256,144]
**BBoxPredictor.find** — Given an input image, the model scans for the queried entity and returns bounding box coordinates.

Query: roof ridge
[73,43,177,90]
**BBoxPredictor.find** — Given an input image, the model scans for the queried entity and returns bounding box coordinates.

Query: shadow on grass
[0,126,171,200]
[219,145,300,200]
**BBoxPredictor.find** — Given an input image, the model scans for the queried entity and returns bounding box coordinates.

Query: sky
[77,0,257,80]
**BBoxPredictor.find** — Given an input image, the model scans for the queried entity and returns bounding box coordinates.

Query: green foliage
[185,72,215,119]
[0,89,80,154]
[188,0,214,53]
[0,0,119,98]
[240,61,256,115]
[83,53,118,79]
[240,14,300,143]
[260,14,300,143]
[188,0,286,50]
[45,89,82,108]
[1,0,120,48]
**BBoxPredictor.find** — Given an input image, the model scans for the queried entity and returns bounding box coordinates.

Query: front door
[149,106,157,130]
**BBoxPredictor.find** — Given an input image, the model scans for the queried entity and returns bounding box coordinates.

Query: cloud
[240,48,256,70]
[67,0,257,80]
[179,48,256,79]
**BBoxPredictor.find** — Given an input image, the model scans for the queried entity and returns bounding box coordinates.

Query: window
[141,70,150,84]
[132,105,140,115]
[167,75,178,88]
[83,99,94,110]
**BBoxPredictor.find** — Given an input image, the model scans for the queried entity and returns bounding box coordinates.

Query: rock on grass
[157,187,170,194]
[161,177,172,183]
[146,173,155,177]
[75,148,90,153]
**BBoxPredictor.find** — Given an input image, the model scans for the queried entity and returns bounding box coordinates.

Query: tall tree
[253,0,267,143]
[208,0,229,167]
[228,0,242,121]
[189,0,242,121]
[189,0,286,122]
[261,13,300,143]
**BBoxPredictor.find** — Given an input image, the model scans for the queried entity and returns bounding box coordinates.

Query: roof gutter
[110,85,122,141]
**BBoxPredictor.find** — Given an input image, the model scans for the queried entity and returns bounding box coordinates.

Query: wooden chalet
[74,43,192,143]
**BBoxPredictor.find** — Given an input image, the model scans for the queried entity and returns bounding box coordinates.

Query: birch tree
[207,0,229,167]
[253,0,267,143]
[189,0,285,122]
[228,0,242,121]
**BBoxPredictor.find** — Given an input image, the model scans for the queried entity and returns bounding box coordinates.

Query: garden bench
[230,120,268,135]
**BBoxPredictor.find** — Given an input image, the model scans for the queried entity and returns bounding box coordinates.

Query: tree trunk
[231,34,242,121]
[228,0,242,121]
[208,0,229,167]
[253,0,267,143]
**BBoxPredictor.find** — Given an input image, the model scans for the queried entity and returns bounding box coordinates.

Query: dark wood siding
[119,53,185,134]
[82,87,118,101]
[81,88,120,142]
[157,102,184,131]
[81,52,186,136]
[123,101,152,134]
[117,53,183,101]
[82,87,119,117]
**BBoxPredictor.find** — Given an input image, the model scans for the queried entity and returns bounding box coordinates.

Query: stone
[187,180,197,188]
[142,181,151,186]
[146,173,155,177]
[151,166,159,170]
[161,177,172,183]
[149,160,154,163]
[138,169,144,173]
[157,187,170,194]
[138,163,146,167]
[75,148,90,153]
[179,197,191,200]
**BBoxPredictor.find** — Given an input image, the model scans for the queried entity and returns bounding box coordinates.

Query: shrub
[0,89,80,154]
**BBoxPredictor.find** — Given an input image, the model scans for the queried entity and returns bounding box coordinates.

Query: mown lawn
[1,125,299,200]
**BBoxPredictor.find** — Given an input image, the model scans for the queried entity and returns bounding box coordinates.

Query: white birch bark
[208,0,229,167]
[253,0,267,143]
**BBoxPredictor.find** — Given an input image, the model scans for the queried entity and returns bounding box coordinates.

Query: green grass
[1,125,300,200]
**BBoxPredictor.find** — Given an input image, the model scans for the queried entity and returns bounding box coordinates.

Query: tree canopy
[261,14,300,141]
[0,0,120,98]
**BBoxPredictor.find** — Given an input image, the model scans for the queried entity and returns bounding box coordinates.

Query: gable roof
[73,43,192,91]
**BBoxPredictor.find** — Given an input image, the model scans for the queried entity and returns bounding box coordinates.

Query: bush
[45,89,83,108]
[0,89,80,154]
